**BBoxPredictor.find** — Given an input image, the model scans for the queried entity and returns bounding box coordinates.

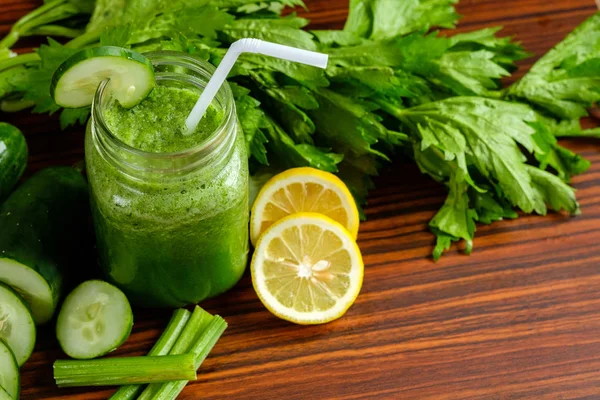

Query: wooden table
[2,0,600,398]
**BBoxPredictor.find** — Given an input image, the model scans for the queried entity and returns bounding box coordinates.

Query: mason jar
[85,51,249,307]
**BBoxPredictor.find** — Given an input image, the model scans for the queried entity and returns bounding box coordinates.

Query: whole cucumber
[0,122,27,203]
[0,167,89,324]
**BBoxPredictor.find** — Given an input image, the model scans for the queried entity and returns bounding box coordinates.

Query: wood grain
[2,1,600,399]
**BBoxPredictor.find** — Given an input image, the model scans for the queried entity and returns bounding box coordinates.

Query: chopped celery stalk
[146,316,228,400]
[109,308,191,400]
[147,309,193,357]
[53,354,197,388]
[137,307,215,400]
[168,306,213,355]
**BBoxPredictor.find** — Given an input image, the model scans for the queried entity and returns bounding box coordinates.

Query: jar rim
[91,51,236,175]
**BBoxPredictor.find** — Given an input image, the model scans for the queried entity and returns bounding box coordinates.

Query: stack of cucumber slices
[0,284,30,399]
[0,335,19,400]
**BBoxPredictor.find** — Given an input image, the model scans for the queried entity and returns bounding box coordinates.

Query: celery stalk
[138,306,214,400]
[53,354,197,388]
[109,308,191,400]
[0,0,84,49]
[137,307,216,400]
[168,306,214,355]
[147,309,193,356]
[0,53,41,72]
[150,316,228,400]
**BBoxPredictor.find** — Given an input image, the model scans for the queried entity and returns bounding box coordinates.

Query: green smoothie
[85,80,249,307]
[103,85,223,153]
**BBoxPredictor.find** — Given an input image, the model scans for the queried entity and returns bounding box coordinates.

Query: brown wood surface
[2,0,600,399]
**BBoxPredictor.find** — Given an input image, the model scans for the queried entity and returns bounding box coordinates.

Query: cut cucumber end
[0,257,56,325]
[51,46,155,109]
[56,280,133,360]
[0,283,36,367]
[0,339,19,399]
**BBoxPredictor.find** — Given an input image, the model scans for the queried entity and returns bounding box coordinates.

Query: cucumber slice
[56,280,133,360]
[0,339,19,399]
[0,385,13,400]
[0,258,55,327]
[0,283,35,367]
[51,46,155,109]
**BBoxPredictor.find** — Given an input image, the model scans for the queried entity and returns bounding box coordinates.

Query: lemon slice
[251,167,359,246]
[251,212,364,324]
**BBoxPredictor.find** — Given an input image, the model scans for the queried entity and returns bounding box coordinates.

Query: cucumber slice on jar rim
[0,283,36,367]
[51,46,155,109]
[56,280,133,360]
[0,339,19,399]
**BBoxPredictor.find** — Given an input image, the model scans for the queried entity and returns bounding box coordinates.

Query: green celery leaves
[398,97,581,257]
[344,0,459,40]
[509,13,600,119]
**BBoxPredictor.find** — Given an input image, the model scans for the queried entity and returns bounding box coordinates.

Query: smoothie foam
[103,85,222,153]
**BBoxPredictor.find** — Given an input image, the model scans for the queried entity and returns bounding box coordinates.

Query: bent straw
[184,38,328,135]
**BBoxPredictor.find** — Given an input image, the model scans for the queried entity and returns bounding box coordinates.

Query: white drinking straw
[184,38,329,135]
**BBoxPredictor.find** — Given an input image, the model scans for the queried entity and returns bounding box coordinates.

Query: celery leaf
[509,13,600,119]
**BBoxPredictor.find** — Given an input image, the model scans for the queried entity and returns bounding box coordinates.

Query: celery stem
[0,0,76,49]
[151,316,228,400]
[13,0,69,30]
[0,31,19,50]
[169,306,214,356]
[53,354,197,388]
[0,53,41,72]
[137,307,215,400]
[108,308,191,400]
[66,30,101,49]
[1,99,35,113]
[25,25,84,38]
[556,128,600,139]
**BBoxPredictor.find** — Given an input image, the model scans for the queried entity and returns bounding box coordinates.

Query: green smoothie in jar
[84,52,249,307]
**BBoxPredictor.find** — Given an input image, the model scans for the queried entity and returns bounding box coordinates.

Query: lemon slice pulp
[251,212,364,324]
[250,167,359,246]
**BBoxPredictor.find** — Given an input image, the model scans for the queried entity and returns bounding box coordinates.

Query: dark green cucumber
[0,123,27,203]
[0,167,89,325]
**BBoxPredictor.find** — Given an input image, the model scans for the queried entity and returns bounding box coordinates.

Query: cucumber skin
[0,167,89,323]
[0,123,28,204]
